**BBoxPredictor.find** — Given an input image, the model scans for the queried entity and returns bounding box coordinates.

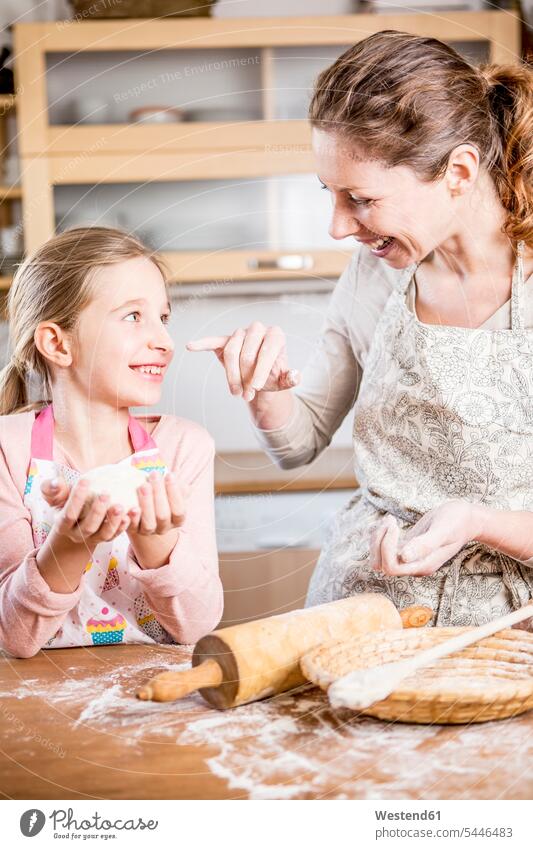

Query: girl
[0,227,223,657]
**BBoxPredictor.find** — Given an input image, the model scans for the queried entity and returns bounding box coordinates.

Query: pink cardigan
[0,412,223,657]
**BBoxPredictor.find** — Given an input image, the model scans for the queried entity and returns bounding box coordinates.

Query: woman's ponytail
[0,359,29,416]
[480,63,533,247]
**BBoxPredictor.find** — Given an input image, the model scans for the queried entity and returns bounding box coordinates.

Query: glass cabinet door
[55,170,351,283]
[46,49,264,125]
[36,28,496,283]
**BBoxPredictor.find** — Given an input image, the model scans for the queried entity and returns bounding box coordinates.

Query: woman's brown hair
[309,30,533,249]
[0,226,166,416]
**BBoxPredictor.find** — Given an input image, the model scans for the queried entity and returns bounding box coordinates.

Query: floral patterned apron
[24,404,174,648]
[306,241,533,626]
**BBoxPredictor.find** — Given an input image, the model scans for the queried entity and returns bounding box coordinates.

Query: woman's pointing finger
[186,336,229,351]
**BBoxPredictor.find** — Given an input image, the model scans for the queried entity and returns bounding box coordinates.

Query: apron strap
[30,405,54,461]
[397,261,419,296]
[398,242,525,332]
[128,415,158,452]
[29,404,157,465]
[510,240,526,332]
[435,542,478,626]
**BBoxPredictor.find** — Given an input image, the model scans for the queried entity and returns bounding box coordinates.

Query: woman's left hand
[370,500,483,577]
[128,472,188,537]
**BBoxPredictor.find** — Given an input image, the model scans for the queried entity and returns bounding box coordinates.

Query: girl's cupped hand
[369,500,479,576]
[127,471,188,537]
[186,321,300,402]
[49,478,137,546]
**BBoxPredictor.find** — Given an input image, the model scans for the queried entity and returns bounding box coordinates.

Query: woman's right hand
[186,321,300,402]
[52,478,137,547]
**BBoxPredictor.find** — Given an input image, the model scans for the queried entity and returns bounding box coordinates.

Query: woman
[188,30,533,626]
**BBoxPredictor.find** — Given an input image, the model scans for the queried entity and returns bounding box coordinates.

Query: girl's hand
[42,472,188,538]
[370,501,480,577]
[127,471,188,538]
[186,322,300,402]
[53,479,136,546]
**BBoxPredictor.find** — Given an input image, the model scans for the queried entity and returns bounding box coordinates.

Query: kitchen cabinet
[214,450,356,624]
[218,547,320,626]
[13,11,521,284]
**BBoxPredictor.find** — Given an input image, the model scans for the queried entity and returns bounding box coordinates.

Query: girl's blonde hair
[0,226,166,416]
[309,30,533,249]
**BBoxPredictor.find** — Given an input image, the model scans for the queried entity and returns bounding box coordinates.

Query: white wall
[140,285,355,450]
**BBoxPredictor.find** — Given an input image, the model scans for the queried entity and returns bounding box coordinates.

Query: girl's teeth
[133,366,162,374]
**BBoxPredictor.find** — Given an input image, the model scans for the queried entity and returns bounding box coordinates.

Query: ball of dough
[79,464,148,517]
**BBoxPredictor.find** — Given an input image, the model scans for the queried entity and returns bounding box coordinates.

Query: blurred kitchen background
[0,0,529,625]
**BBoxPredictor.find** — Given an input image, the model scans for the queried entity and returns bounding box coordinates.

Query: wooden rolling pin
[136,595,433,710]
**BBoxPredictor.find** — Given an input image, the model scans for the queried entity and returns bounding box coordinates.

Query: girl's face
[312,129,460,267]
[72,256,174,408]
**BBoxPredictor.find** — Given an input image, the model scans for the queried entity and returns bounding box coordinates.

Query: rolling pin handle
[400,605,434,629]
[136,658,223,702]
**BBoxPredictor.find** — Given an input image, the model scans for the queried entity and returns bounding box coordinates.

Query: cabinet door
[218,549,319,627]
[54,175,350,282]
[25,29,497,278]
[45,48,264,127]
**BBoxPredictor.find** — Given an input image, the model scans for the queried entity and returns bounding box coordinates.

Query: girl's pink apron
[24,405,173,648]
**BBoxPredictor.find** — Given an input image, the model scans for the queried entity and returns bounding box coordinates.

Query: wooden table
[1,644,532,800]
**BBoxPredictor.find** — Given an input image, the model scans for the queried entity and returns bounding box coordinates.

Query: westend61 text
[375,810,441,821]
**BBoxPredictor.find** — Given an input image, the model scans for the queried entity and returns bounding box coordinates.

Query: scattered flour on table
[0,655,193,703]
[175,689,533,799]
[3,652,532,799]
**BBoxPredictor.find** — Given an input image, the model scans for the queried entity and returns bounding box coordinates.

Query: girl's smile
[129,362,167,382]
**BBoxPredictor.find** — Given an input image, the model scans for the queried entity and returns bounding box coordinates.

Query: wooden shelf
[15,12,520,56]
[162,249,349,283]
[13,11,522,258]
[0,185,22,200]
[0,248,349,288]
[47,120,311,156]
[48,147,314,183]
[215,447,356,494]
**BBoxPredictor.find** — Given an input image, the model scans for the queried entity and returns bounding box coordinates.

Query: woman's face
[312,129,459,267]
[71,255,175,408]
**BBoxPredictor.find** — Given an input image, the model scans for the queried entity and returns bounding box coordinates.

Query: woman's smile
[356,232,398,257]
